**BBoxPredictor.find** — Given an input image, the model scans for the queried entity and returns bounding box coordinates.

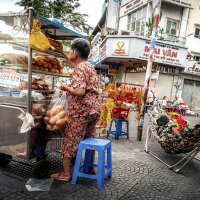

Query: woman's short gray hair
[71,38,90,59]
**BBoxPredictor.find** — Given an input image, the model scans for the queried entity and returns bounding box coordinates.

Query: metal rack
[0,8,84,178]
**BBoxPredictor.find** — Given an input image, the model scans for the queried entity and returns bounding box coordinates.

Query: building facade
[90,0,200,109]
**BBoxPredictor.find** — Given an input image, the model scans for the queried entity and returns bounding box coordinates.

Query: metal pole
[27,7,34,113]
[26,7,34,160]
[137,0,162,141]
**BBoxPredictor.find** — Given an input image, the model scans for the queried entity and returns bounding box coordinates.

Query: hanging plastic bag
[29,19,51,51]
[18,112,35,133]
[44,89,68,131]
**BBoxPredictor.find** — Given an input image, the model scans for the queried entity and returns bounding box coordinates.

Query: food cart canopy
[38,15,86,40]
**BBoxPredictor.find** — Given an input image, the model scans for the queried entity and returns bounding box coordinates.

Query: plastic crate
[111,107,130,120]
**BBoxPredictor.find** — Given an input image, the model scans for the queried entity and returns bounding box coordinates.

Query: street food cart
[0,8,85,178]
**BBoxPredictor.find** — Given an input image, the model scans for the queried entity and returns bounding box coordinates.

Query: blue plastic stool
[108,118,129,140]
[71,138,112,189]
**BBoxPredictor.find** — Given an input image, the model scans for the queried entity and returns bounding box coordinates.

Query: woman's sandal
[51,172,71,181]
[89,167,96,175]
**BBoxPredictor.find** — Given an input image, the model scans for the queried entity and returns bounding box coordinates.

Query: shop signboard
[108,66,119,75]
[135,40,187,67]
[90,45,100,63]
[0,72,21,88]
[112,39,130,56]
[99,43,107,62]
[120,0,147,16]
[100,36,187,68]
[165,0,192,8]
[184,61,200,75]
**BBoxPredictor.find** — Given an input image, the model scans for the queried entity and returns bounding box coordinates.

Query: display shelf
[1,41,64,58]
[32,69,72,78]
[0,64,26,71]
[0,41,66,58]
[0,65,72,78]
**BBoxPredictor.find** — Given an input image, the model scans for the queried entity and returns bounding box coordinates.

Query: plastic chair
[108,118,129,140]
[71,138,112,189]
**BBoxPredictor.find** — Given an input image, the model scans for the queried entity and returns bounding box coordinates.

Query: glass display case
[0,8,84,178]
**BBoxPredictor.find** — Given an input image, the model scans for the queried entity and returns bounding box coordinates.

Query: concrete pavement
[0,113,199,200]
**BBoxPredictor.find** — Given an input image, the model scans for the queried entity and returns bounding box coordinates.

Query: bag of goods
[45,89,68,131]
[31,102,48,128]
[170,114,189,132]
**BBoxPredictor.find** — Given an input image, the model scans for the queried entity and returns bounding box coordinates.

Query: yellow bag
[29,19,51,51]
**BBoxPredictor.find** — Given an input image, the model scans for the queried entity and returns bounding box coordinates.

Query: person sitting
[162,96,167,108]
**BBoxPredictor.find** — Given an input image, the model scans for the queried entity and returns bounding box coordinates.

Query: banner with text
[0,72,21,88]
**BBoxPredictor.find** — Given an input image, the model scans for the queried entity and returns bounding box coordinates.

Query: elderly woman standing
[52,38,101,181]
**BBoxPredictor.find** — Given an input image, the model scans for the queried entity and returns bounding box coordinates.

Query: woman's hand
[60,85,85,96]
[53,48,76,68]
[60,85,68,91]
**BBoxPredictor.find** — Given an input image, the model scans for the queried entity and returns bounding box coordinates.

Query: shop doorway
[182,79,200,110]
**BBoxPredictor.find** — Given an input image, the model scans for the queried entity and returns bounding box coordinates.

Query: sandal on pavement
[51,172,71,182]
[89,167,96,175]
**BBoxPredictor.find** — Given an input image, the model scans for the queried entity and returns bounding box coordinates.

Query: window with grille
[184,79,194,86]
[166,18,180,36]
[194,28,200,38]
[193,56,200,61]
[127,6,147,36]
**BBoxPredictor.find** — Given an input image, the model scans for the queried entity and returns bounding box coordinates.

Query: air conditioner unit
[170,29,177,35]
[120,30,130,35]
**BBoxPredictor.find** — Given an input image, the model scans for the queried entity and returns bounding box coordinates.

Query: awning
[38,15,86,40]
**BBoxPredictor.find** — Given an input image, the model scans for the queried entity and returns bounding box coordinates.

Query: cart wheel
[33,160,51,179]
[0,153,12,167]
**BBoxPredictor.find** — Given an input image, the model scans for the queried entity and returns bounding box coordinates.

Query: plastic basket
[111,107,130,120]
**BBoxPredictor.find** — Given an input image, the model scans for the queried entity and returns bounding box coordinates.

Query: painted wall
[125,72,177,100]
[159,2,183,34]
[185,0,200,55]
[125,72,145,85]
[154,74,177,100]
[118,15,128,32]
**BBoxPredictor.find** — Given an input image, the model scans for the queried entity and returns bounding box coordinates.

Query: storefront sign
[108,66,119,75]
[90,45,100,63]
[139,40,186,67]
[99,36,188,68]
[126,64,176,74]
[121,0,145,16]
[0,72,21,88]
[185,61,200,75]
[99,44,107,61]
[165,0,192,8]
[112,40,129,55]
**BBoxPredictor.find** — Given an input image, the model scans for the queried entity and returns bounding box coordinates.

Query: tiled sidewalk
[0,138,199,200]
